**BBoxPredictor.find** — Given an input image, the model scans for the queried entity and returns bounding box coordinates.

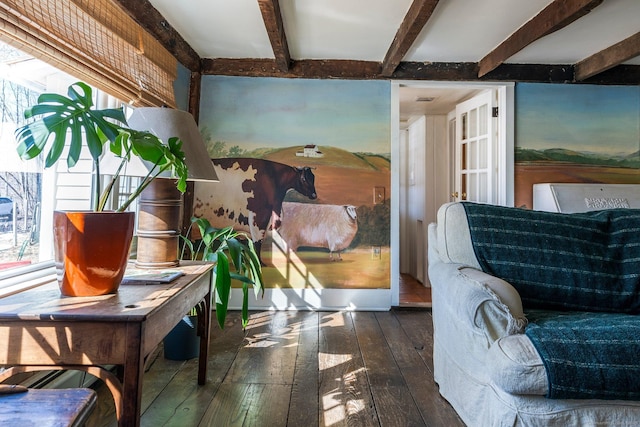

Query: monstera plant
[15,82,189,296]
[16,82,188,211]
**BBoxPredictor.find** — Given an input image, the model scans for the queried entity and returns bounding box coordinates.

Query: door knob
[461,192,467,200]
[451,191,458,198]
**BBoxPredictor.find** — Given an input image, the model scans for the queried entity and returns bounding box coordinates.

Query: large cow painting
[194,76,390,290]
[195,158,317,265]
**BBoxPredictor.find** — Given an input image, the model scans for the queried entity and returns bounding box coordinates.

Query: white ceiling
[146,0,640,119]
[398,85,482,121]
[149,0,640,64]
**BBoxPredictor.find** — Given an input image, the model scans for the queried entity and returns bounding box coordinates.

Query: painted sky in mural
[199,76,390,153]
[516,83,640,154]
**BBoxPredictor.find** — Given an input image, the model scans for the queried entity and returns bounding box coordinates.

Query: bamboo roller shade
[0,0,177,107]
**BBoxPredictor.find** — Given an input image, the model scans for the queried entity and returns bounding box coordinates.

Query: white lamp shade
[102,108,218,181]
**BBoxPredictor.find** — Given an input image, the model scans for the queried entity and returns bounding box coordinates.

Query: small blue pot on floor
[163,315,200,360]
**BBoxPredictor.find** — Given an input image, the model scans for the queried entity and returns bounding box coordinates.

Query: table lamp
[113,108,218,268]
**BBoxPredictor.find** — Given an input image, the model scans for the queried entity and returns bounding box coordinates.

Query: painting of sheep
[277,202,358,261]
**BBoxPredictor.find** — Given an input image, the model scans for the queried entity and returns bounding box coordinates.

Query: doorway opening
[394,81,514,307]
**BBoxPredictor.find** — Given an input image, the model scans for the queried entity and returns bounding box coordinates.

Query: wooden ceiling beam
[477,0,603,78]
[393,62,577,82]
[575,32,640,81]
[112,0,201,72]
[201,58,381,79]
[257,0,291,72]
[201,58,640,84]
[380,0,440,77]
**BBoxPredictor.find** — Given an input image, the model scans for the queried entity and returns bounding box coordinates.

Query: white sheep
[277,202,358,261]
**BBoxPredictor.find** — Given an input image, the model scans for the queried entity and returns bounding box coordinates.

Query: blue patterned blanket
[461,202,640,400]
[526,311,640,400]
[462,202,640,313]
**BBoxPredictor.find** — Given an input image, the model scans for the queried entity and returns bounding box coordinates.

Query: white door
[453,90,496,204]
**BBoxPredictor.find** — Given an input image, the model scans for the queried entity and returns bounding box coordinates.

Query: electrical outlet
[371,246,381,259]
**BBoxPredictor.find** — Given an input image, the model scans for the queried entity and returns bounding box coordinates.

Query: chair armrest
[458,266,526,340]
[428,223,526,345]
[458,267,525,325]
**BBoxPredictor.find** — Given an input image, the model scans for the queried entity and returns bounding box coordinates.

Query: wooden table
[0,262,213,427]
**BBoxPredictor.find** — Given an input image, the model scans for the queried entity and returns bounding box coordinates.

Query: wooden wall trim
[188,71,202,122]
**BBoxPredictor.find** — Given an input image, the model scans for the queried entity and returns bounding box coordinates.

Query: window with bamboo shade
[0,0,177,107]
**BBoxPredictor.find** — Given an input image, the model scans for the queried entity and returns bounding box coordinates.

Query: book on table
[121,269,183,285]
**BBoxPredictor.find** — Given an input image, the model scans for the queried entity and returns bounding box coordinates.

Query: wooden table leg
[120,322,145,427]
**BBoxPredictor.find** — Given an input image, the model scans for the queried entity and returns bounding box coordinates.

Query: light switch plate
[374,187,385,204]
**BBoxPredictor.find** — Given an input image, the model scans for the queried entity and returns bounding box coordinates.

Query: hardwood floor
[399,273,432,308]
[86,310,462,427]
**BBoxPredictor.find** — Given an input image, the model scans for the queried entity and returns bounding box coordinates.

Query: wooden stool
[0,385,97,427]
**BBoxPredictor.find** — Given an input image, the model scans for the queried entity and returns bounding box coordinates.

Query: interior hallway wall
[400,115,448,286]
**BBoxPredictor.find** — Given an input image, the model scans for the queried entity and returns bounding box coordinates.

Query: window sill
[0,261,56,299]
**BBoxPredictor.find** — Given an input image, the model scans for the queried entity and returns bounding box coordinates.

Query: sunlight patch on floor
[318,351,352,370]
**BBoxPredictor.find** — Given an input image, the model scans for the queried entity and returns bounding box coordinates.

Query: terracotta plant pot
[53,211,135,296]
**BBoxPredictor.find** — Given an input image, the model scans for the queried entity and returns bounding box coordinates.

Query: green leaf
[226,238,243,272]
[14,81,118,168]
[110,132,127,157]
[34,92,77,108]
[93,107,127,125]
[214,255,231,329]
[203,252,217,262]
[242,282,249,329]
[65,118,83,168]
[91,109,124,142]
[27,104,72,117]
[129,131,165,162]
[192,216,210,236]
[229,272,254,284]
[245,241,265,297]
[15,119,53,159]
[67,82,93,106]
[179,235,194,259]
[84,117,104,161]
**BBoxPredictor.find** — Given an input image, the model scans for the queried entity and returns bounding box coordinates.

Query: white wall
[425,115,449,226]
[400,115,449,286]
[406,116,425,281]
[399,128,410,274]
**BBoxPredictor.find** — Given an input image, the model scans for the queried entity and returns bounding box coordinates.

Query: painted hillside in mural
[515,83,640,208]
[193,76,391,290]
